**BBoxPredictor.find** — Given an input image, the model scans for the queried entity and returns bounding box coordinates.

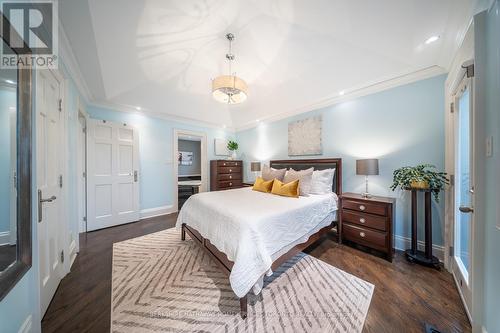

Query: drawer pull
[359,218,366,223]
[223,163,226,166]
[229,175,232,179]
[359,205,366,211]
[229,169,232,172]
[360,232,366,238]
[229,182,233,186]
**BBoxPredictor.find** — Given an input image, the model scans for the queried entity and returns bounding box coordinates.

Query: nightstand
[340,192,395,262]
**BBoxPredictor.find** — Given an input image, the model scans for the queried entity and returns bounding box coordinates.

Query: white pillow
[283,167,314,196]
[309,168,336,194]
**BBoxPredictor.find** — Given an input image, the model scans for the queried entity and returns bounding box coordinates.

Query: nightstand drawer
[342,210,387,231]
[217,161,241,167]
[218,173,242,181]
[342,199,388,216]
[343,223,387,252]
[218,166,242,174]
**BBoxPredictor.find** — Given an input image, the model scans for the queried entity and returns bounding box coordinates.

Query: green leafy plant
[227,140,238,151]
[390,164,449,201]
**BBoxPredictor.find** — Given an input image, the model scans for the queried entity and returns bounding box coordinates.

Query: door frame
[173,129,208,212]
[77,102,89,234]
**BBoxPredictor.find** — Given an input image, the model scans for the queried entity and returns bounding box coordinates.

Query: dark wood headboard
[270,158,342,194]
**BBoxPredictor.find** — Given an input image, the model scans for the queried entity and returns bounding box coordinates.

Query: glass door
[452,76,473,316]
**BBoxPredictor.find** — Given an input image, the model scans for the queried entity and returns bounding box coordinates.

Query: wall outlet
[486,136,493,157]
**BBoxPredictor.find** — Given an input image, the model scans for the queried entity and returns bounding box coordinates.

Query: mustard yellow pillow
[252,177,274,193]
[271,179,300,198]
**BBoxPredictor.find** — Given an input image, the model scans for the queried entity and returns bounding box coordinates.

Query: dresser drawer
[218,180,242,188]
[342,210,387,232]
[217,161,241,167]
[343,223,387,252]
[218,166,242,174]
[342,199,388,216]
[218,173,242,181]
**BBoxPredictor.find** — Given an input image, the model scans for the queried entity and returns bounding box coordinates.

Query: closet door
[87,119,140,231]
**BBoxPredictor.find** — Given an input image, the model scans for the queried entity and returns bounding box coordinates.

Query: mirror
[0,40,17,273]
[0,19,33,301]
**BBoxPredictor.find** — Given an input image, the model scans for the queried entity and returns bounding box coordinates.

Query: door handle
[459,206,474,213]
[134,170,138,182]
[38,190,57,223]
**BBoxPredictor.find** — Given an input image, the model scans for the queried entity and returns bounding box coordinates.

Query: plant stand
[405,189,440,269]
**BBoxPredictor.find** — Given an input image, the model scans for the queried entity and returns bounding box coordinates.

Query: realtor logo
[1,0,58,68]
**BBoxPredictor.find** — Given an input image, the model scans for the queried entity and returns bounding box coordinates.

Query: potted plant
[390,164,449,201]
[227,140,239,160]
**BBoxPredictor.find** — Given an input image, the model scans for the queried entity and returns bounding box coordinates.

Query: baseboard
[0,231,10,246]
[18,314,32,333]
[140,205,175,219]
[394,235,445,262]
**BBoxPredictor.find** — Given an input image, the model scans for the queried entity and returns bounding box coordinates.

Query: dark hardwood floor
[41,214,471,333]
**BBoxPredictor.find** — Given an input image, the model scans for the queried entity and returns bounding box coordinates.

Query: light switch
[486,136,493,157]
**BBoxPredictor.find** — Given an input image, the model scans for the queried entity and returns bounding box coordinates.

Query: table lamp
[356,159,379,198]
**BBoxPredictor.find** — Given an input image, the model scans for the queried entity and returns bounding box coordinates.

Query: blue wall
[87,106,234,210]
[0,88,16,235]
[482,1,500,331]
[236,75,447,246]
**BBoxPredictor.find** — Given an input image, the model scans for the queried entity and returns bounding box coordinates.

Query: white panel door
[87,119,140,231]
[37,70,63,316]
[451,76,474,315]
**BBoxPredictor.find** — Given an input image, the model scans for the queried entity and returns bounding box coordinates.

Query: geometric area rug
[111,228,374,333]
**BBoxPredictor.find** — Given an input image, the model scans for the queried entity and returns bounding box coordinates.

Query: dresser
[340,192,395,262]
[210,160,243,191]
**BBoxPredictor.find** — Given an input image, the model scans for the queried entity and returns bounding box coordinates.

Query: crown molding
[234,65,447,132]
[88,100,236,132]
[58,22,93,103]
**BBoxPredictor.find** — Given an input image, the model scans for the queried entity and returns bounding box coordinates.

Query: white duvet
[176,187,338,298]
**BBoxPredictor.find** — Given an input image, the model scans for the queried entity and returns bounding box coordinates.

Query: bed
[176,158,342,318]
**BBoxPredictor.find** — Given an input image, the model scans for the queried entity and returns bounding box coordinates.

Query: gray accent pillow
[262,165,287,182]
[283,167,314,196]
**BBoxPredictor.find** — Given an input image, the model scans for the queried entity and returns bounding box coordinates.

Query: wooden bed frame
[181,158,342,318]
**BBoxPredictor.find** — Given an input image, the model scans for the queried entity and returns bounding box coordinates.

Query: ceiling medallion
[212,33,248,104]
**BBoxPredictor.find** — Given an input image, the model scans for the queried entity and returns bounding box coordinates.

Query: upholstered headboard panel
[270,158,342,194]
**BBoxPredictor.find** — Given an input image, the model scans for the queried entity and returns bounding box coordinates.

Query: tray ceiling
[60,0,480,129]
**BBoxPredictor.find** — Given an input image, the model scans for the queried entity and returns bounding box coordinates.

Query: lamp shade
[251,161,261,172]
[212,75,248,104]
[356,159,379,175]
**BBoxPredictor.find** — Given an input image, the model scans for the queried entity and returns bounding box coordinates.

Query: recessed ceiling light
[5,79,15,84]
[222,124,226,129]
[339,90,345,96]
[256,119,260,123]
[136,106,141,111]
[425,36,440,44]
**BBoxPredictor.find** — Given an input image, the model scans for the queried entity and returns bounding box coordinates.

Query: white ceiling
[60,0,480,129]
